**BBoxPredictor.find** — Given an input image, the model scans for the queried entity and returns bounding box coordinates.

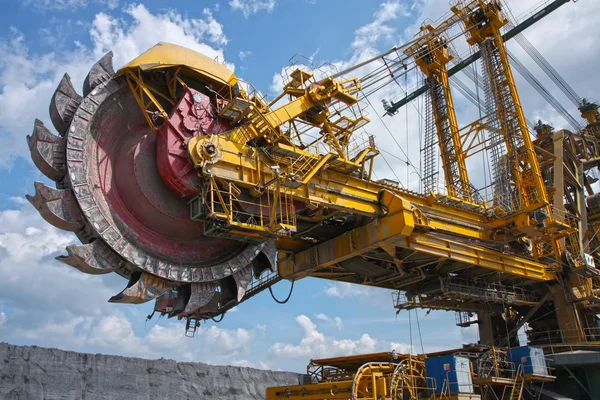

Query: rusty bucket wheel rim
[26,47,277,309]
[69,73,272,282]
[64,75,262,282]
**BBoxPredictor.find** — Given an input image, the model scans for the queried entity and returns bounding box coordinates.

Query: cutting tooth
[56,241,121,275]
[184,282,218,313]
[26,119,66,181]
[169,285,191,317]
[49,73,83,135]
[234,265,253,302]
[26,182,84,231]
[83,51,114,96]
[109,272,172,304]
[252,241,277,278]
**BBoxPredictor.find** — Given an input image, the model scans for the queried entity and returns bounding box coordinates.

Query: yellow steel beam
[398,234,555,281]
[490,27,549,212]
[407,25,472,202]
[278,190,555,281]
[188,135,492,228]
[278,191,415,279]
[451,0,564,260]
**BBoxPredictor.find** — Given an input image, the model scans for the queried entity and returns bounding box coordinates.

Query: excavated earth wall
[0,342,300,399]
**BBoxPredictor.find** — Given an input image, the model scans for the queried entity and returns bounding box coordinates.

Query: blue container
[507,346,548,376]
[425,355,473,394]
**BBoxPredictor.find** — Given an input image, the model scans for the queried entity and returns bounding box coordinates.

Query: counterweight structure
[24,0,600,397]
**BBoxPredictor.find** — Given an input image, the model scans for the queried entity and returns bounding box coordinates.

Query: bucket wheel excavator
[26,1,600,377]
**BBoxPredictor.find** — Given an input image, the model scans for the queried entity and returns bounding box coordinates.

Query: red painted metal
[93,88,244,268]
[156,88,230,199]
[154,291,178,313]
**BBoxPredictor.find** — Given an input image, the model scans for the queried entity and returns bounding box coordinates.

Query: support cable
[406,71,410,186]
[379,153,405,188]
[384,0,573,115]
[502,15,582,108]
[415,309,425,354]
[452,58,537,129]
[409,308,414,354]
[365,96,422,181]
[506,49,582,131]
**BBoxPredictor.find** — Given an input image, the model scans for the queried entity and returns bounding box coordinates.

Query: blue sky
[0,0,598,372]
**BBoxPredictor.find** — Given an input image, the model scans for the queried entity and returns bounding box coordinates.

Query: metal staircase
[217,96,278,144]
[284,152,336,188]
[509,365,525,400]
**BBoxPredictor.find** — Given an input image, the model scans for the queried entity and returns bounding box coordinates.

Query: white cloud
[0,308,5,328]
[390,341,413,354]
[205,326,254,355]
[269,315,405,359]
[91,4,229,64]
[314,313,343,330]
[324,282,374,298]
[353,1,406,50]
[232,359,253,367]
[315,313,329,321]
[232,359,271,369]
[239,50,252,61]
[258,361,271,370]
[334,317,343,331]
[22,0,119,11]
[229,0,276,18]
[88,314,142,353]
[0,202,123,341]
[0,4,230,169]
[87,314,256,361]
[270,315,374,358]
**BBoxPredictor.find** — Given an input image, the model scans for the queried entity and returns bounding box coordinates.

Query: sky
[0,0,599,373]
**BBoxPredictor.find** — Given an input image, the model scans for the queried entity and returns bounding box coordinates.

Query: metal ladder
[429,74,465,197]
[423,77,438,193]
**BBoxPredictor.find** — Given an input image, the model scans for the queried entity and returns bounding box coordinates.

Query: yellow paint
[118,42,237,87]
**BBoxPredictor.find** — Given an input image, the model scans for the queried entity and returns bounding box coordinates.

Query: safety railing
[307,364,355,383]
[525,327,600,347]
[455,311,478,327]
[441,276,539,305]
[213,78,270,117]
[346,132,377,163]
[476,350,516,380]
[200,179,296,236]
[425,179,488,211]
[437,367,477,397]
